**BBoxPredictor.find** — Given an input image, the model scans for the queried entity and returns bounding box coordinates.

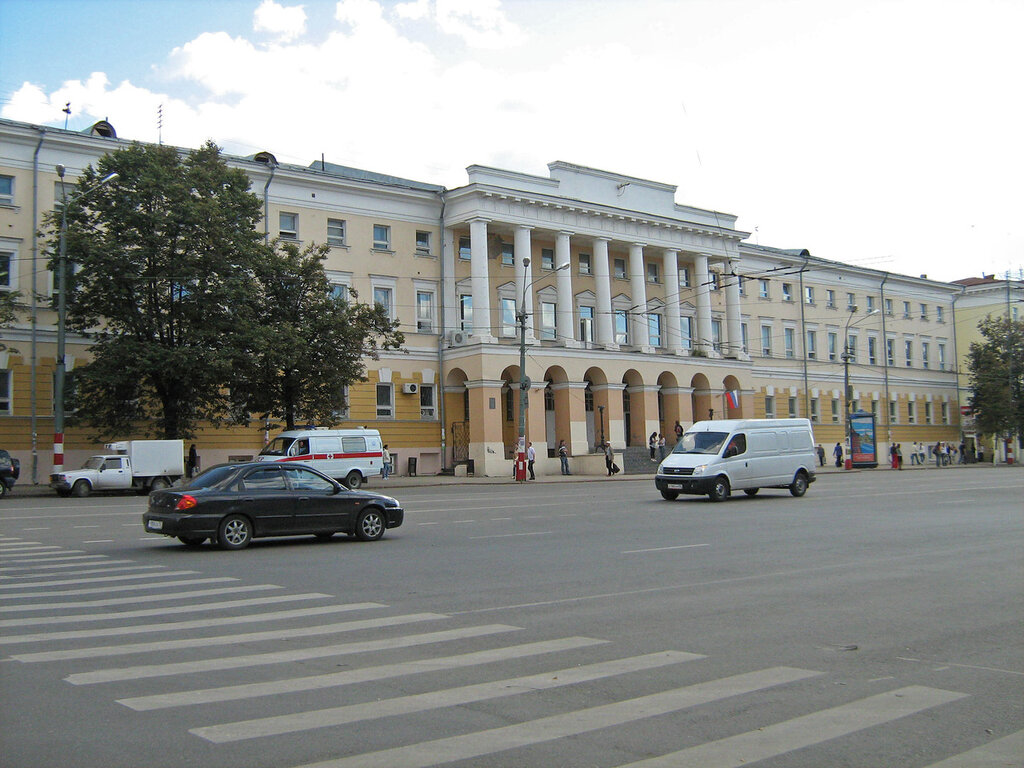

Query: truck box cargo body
[655,419,817,502]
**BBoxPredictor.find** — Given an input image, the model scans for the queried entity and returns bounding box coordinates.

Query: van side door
[721,433,752,489]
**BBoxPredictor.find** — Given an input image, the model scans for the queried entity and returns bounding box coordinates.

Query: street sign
[960,405,972,415]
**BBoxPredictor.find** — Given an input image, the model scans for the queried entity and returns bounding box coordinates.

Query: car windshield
[674,431,729,455]
[83,456,106,470]
[258,437,294,457]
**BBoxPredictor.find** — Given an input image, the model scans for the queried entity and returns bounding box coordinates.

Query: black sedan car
[143,462,403,550]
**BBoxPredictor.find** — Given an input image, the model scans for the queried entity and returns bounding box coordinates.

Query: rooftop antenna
[62,102,71,130]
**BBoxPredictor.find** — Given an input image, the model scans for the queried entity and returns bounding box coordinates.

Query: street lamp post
[53,165,118,473]
[841,305,879,469]
[516,259,570,480]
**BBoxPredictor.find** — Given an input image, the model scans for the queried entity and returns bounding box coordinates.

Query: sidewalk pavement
[5,459,1013,498]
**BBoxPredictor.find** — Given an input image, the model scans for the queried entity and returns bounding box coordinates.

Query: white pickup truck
[51,440,185,497]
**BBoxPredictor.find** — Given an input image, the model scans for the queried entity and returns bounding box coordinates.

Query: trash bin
[408,457,417,477]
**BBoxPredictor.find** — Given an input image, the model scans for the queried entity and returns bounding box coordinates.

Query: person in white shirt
[527,442,536,480]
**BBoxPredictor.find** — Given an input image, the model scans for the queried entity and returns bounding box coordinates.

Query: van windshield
[259,437,294,457]
[674,431,729,455]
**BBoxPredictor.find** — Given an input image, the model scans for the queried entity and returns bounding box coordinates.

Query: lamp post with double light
[841,305,879,468]
[53,165,119,473]
[516,258,570,480]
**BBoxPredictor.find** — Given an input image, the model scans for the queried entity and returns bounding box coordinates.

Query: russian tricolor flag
[725,390,741,409]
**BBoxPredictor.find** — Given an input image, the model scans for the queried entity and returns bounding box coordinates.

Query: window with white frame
[649,313,662,347]
[886,337,895,366]
[806,330,817,359]
[782,283,793,302]
[0,248,13,289]
[866,296,876,312]
[579,305,594,345]
[680,267,691,287]
[904,339,913,367]
[578,253,591,275]
[279,212,298,239]
[372,224,391,251]
[826,289,835,308]
[415,230,431,255]
[327,218,346,246]
[459,294,472,331]
[741,323,748,354]
[764,395,775,418]
[416,290,435,333]
[420,384,435,419]
[0,175,13,206]
[936,305,944,323]
[541,248,554,270]
[614,309,629,344]
[784,327,796,358]
[737,276,746,296]
[871,399,879,419]
[846,333,858,363]
[889,399,898,423]
[902,301,911,318]
[925,401,933,424]
[458,236,471,260]
[540,301,556,340]
[885,298,893,315]
[372,284,394,319]
[709,272,719,291]
[613,258,626,279]
[907,400,916,424]
[938,342,946,370]
[804,286,815,304]
[325,270,350,303]
[759,279,769,298]
[0,369,11,414]
[941,401,950,424]
[711,319,722,351]
[847,292,856,309]
[760,325,772,357]
[919,303,928,320]
[646,262,659,284]
[500,242,514,266]
[681,316,693,350]
[831,398,840,423]
[810,397,820,423]
[788,397,798,418]
[329,282,349,303]
[868,336,877,365]
[828,331,838,361]
[922,341,930,369]
[500,297,517,337]
[376,383,393,418]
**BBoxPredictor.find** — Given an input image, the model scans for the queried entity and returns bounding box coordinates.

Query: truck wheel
[217,515,252,550]
[344,471,363,490]
[71,480,91,498]
[149,477,170,492]
[708,476,730,502]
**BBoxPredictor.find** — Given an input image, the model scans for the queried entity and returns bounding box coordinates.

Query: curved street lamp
[841,305,880,468]
[53,166,119,473]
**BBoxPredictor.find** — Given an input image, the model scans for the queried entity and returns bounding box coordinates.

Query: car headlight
[692,464,708,476]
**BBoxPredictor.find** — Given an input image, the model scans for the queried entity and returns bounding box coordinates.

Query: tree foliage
[966,315,1024,440]
[52,141,269,439]
[230,240,405,431]
[0,290,18,353]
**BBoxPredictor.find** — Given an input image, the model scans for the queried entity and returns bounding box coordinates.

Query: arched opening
[691,373,713,422]
[723,375,743,418]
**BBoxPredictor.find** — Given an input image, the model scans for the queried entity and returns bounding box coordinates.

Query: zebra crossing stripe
[0,546,68,554]
[192,650,706,743]
[67,624,522,685]
[1,551,92,560]
[0,566,176,585]
[0,603,385,646]
[0,559,136,572]
[0,569,195,589]
[14,612,450,662]
[0,593,330,628]
[922,728,1024,767]
[119,636,610,711]
[287,666,822,768]
[619,685,969,767]
[1,577,237,600]
[0,583,280,613]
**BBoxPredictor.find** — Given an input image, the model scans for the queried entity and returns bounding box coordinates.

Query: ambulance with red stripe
[255,428,384,489]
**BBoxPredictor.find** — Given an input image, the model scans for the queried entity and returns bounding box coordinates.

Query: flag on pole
[725,390,740,409]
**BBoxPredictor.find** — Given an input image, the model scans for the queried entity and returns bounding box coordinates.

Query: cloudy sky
[2,0,1021,283]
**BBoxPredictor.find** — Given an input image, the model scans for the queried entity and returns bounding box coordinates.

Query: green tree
[231,240,405,431]
[0,290,18,353]
[967,315,1024,442]
[51,141,268,439]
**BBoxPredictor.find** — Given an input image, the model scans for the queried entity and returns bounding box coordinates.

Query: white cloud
[435,0,524,49]
[253,0,307,41]
[394,0,430,21]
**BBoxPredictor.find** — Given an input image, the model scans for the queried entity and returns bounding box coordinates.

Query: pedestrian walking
[896,443,903,470]
[558,439,571,475]
[816,444,825,467]
[187,443,199,478]
[674,420,684,444]
[527,442,536,480]
[833,442,843,468]
[909,441,919,465]
[381,444,392,478]
[934,441,942,468]
[604,442,618,476]
[890,444,899,470]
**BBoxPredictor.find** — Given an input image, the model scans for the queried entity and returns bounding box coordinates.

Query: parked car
[0,449,20,497]
[143,462,404,550]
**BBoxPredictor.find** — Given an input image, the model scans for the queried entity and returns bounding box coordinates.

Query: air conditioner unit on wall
[448,330,468,346]
[402,383,419,395]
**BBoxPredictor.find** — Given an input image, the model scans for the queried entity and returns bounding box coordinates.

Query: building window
[941,401,950,424]
[373,286,393,318]
[710,319,722,351]
[420,384,435,419]
[647,262,660,284]
[460,294,472,331]
[541,248,554,270]
[741,322,749,354]
[681,316,693,351]
[871,399,879,419]
[501,297,517,337]
[579,305,594,345]
[907,401,916,424]
[825,289,835,308]
[846,334,857,364]
[782,283,793,302]
[938,342,946,370]
[806,330,817,360]
[649,313,662,347]
[327,218,346,247]
[0,369,10,414]
[760,325,772,357]
[847,293,856,310]
[890,399,898,424]
[329,281,350,303]
[614,309,628,344]
[885,298,893,315]
[680,267,691,287]
[500,242,514,267]
[458,236,471,260]
[758,277,770,298]
[868,336,877,365]
[0,249,12,289]
[788,397,798,418]
[810,397,820,423]
[920,303,928,320]
[279,212,298,240]
[804,286,815,304]
[936,306,945,323]
[922,342,930,369]
[886,338,895,367]
[415,230,431,255]
[866,296,876,312]
[709,272,720,291]
[764,395,775,419]
[925,401,933,424]
[416,290,435,333]
[828,332,838,362]
[376,383,394,418]
[372,224,391,251]
[831,398,840,424]
[903,301,911,319]
[613,258,626,279]
[578,253,591,275]
[0,175,13,206]
[737,276,746,296]
[904,339,913,367]
[540,301,556,340]
[784,327,796,358]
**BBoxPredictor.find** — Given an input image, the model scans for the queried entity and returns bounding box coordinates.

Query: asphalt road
[1,469,1022,768]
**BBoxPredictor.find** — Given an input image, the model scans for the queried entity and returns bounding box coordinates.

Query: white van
[655,418,817,502]
[255,428,383,489]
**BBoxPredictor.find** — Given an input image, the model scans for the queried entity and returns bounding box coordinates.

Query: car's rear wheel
[71,480,91,498]
[789,471,809,497]
[660,489,678,501]
[708,476,730,502]
[344,470,363,490]
[217,515,252,550]
[178,535,206,547]
[743,488,759,497]
[0,482,7,498]
[354,508,385,541]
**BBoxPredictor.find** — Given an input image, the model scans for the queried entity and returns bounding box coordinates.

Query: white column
[442,227,457,335]
[662,248,682,354]
[555,231,577,347]
[514,225,536,343]
[593,237,616,348]
[724,258,746,360]
[628,243,651,351]
[469,218,495,342]
[694,252,714,356]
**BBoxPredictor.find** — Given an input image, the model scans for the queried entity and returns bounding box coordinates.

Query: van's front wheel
[789,471,809,497]
[708,477,730,502]
[660,489,679,501]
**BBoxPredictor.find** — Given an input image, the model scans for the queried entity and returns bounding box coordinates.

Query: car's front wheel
[354,508,386,541]
[217,515,252,550]
[708,476,730,502]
